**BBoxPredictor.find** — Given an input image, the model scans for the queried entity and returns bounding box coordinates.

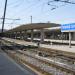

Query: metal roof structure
[6,23,60,33]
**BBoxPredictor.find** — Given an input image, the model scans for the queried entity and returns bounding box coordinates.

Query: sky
[0,0,75,30]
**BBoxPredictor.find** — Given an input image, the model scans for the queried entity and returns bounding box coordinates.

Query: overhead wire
[56,0,75,4]
[6,0,28,20]
[12,0,55,24]
[7,0,19,6]
[0,0,48,28]
[21,0,52,17]
[0,0,22,29]
[47,0,75,10]
[5,0,52,24]
[3,0,22,25]
[2,0,75,27]
[15,0,42,20]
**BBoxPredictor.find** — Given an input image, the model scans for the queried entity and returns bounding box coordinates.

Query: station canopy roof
[6,23,60,33]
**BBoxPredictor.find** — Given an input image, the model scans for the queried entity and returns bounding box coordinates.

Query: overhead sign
[61,23,75,32]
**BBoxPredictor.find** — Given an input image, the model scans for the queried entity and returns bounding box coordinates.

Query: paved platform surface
[40,44,75,53]
[0,51,37,75]
[28,38,75,44]
[3,37,75,53]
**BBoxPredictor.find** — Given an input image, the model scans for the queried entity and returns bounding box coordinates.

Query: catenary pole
[2,0,8,33]
[31,16,32,24]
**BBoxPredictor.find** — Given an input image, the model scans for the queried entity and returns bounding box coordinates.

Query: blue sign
[61,23,75,32]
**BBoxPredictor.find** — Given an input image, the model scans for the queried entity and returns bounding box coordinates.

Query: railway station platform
[2,37,75,54]
[1,37,75,75]
[0,50,37,75]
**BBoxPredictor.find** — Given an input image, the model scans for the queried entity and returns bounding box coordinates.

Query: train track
[1,40,75,75]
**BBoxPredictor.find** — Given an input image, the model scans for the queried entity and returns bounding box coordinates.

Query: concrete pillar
[14,32,17,39]
[22,31,24,40]
[23,30,27,40]
[20,31,22,40]
[13,32,15,39]
[21,31,26,40]
[21,31,24,40]
[31,29,34,42]
[18,32,20,39]
[40,29,44,43]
